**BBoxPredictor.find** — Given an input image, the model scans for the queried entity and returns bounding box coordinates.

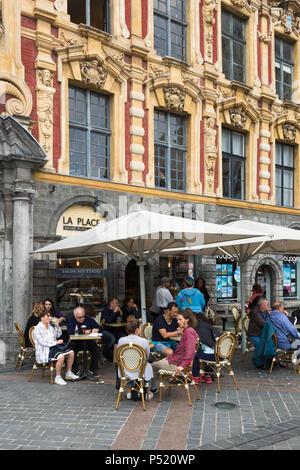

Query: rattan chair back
[117,343,148,379]
[14,321,25,348]
[242,315,250,334]
[28,326,36,350]
[206,306,216,319]
[141,323,153,341]
[215,332,236,360]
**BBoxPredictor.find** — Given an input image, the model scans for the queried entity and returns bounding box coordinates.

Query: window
[275,37,293,101]
[283,256,299,298]
[154,109,186,191]
[216,256,239,302]
[222,128,245,200]
[275,142,294,207]
[69,85,111,180]
[154,0,187,61]
[68,0,110,33]
[221,9,246,83]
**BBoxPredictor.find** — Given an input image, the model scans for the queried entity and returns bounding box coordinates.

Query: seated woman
[121,297,141,323]
[192,312,222,384]
[117,319,154,400]
[43,298,66,324]
[24,301,45,348]
[33,309,79,386]
[152,309,199,389]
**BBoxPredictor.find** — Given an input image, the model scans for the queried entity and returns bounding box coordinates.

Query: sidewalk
[1,352,300,450]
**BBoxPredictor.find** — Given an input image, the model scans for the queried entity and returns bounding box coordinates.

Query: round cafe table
[69,334,102,382]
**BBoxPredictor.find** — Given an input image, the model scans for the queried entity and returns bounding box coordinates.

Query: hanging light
[76,258,80,267]
[58,255,62,266]
[168,256,172,269]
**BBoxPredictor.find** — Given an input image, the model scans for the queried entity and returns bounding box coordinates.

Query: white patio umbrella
[163,219,300,351]
[35,210,267,324]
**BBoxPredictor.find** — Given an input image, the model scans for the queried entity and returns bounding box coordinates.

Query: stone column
[12,180,36,328]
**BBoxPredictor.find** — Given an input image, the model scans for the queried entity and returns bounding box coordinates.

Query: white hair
[73,306,85,316]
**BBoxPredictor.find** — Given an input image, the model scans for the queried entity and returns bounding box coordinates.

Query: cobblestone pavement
[1,351,300,450]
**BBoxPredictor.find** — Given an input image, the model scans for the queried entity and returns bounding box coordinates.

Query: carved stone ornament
[229,105,247,129]
[54,0,64,12]
[164,87,186,112]
[257,31,272,43]
[203,0,217,61]
[37,103,53,153]
[206,153,218,191]
[80,59,108,88]
[231,0,252,10]
[283,122,297,142]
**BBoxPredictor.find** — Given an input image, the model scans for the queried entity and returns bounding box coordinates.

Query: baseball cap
[161,277,171,284]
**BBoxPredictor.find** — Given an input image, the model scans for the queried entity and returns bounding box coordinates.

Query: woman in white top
[117,319,154,399]
[33,310,79,386]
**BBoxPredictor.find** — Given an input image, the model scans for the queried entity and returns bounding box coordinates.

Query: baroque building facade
[1,0,300,360]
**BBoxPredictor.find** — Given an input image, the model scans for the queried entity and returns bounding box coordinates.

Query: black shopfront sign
[57,268,108,279]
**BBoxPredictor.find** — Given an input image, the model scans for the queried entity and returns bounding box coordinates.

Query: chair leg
[139,380,146,411]
[199,361,204,387]
[228,365,239,390]
[191,376,200,400]
[159,374,163,402]
[50,362,54,384]
[15,352,21,369]
[116,379,124,410]
[269,357,276,374]
[28,362,37,382]
[216,366,221,393]
[18,353,25,372]
[184,374,192,406]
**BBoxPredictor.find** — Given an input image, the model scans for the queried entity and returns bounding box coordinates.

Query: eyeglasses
[77,316,85,319]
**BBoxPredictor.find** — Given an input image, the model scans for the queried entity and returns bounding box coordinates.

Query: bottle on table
[75,325,79,336]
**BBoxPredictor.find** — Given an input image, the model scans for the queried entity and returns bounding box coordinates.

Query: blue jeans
[152,341,177,355]
[101,330,116,358]
[248,336,260,346]
[192,349,215,378]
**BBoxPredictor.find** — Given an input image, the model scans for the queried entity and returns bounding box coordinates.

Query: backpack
[290,308,300,326]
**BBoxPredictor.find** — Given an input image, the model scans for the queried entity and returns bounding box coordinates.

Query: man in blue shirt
[101,298,127,344]
[267,302,300,350]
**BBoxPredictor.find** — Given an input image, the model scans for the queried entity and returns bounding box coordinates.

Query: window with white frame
[154,0,187,61]
[275,37,293,101]
[222,127,246,200]
[275,142,294,207]
[69,85,111,180]
[221,9,246,83]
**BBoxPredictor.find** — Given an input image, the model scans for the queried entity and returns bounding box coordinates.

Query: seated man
[152,309,199,389]
[67,306,114,373]
[152,302,180,356]
[101,298,127,343]
[267,302,300,351]
[248,297,269,347]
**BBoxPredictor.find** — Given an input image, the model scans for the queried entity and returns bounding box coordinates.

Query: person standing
[176,277,205,314]
[248,297,269,347]
[195,277,210,309]
[149,277,174,321]
[247,284,264,312]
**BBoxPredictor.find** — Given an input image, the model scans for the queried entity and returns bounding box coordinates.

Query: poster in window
[222,264,227,275]
[216,264,221,275]
[227,287,233,297]
[222,276,227,286]
[227,276,233,287]
[222,287,228,298]
[283,264,291,286]
[227,264,233,275]
[216,276,222,292]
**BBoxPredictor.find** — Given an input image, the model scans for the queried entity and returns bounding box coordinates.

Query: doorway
[125,259,140,306]
[255,265,274,304]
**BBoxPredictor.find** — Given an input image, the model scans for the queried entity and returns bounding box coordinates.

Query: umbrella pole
[240,261,247,354]
[137,261,147,324]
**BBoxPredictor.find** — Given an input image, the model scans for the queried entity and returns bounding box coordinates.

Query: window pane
[222,156,230,197]
[154,14,168,57]
[155,145,166,188]
[232,16,244,40]
[222,127,231,153]
[154,0,167,14]
[221,9,230,35]
[171,22,185,60]
[232,158,244,200]
[283,40,293,63]
[233,41,243,67]
[154,110,167,142]
[170,0,185,21]
[276,186,281,206]
[233,64,244,83]
[222,37,231,79]
[91,132,109,180]
[282,145,294,167]
[276,143,282,165]
[69,127,87,177]
[232,132,244,156]
[284,189,293,207]
[283,169,293,189]
[69,86,87,125]
[275,37,281,58]
[90,93,109,130]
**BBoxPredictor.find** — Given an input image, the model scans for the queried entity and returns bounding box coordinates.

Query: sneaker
[126,392,132,400]
[54,376,67,386]
[193,377,200,384]
[148,392,154,400]
[202,375,213,384]
[150,387,157,394]
[65,371,80,380]
[88,370,101,378]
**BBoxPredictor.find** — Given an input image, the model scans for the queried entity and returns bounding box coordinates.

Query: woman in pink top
[152,309,199,388]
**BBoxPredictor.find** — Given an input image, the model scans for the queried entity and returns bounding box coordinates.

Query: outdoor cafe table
[69,334,102,382]
[104,323,127,328]
[212,314,234,331]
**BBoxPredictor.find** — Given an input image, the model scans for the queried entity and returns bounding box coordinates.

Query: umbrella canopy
[35,211,268,323]
[162,219,300,352]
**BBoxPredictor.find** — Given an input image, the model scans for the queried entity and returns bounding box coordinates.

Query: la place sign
[56,205,105,237]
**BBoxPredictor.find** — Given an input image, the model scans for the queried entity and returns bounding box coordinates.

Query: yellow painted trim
[34,171,300,216]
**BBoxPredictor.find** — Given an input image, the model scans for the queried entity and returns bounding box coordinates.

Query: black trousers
[70,340,99,372]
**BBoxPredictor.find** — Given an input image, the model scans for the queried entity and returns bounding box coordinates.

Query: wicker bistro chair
[141,323,153,341]
[116,343,150,411]
[199,332,239,393]
[158,338,200,406]
[269,333,298,374]
[27,326,62,384]
[241,315,256,361]
[14,321,34,372]
[205,307,217,325]
[231,306,242,339]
